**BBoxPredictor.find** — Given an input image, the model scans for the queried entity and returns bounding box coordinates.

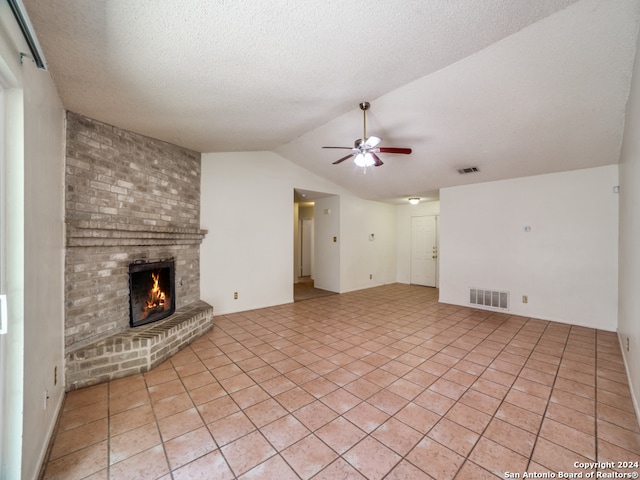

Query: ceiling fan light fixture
[354,152,375,168]
[408,197,420,205]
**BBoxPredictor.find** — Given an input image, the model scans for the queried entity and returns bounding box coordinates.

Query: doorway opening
[300,217,313,278]
[293,189,337,301]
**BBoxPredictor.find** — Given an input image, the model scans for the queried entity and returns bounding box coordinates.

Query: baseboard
[617,332,640,430]
[36,393,65,480]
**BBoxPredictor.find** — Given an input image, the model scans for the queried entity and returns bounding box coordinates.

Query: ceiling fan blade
[323,146,353,150]
[378,147,412,154]
[365,136,382,149]
[332,153,355,165]
[371,152,384,167]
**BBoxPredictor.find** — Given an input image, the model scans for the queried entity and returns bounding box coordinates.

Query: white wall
[313,195,341,292]
[396,201,441,285]
[22,57,65,480]
[617,27,640,422]
[293,202,299,282]
[201,151,398,314]
[201,152,299,314]
[0,4,66,478]
[340,196,397,292]
[439,165,619,330]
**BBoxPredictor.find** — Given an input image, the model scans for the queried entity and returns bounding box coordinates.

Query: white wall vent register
[469,288,509,310]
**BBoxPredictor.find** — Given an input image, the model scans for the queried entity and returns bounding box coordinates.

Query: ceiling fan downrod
[360,101,370,140]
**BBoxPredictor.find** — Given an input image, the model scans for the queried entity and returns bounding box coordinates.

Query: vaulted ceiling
[23,0,640,203]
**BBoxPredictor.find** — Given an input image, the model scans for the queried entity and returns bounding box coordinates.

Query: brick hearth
[66,301,213,390]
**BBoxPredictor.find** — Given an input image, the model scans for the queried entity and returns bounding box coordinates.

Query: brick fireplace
[64,112,213,390]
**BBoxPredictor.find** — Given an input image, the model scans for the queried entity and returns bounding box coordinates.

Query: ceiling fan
[323,101,412,168]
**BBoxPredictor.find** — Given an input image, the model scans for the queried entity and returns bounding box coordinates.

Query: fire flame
[146,272,166,311]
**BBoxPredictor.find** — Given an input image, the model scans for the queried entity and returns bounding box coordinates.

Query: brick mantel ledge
[66,221,208,247]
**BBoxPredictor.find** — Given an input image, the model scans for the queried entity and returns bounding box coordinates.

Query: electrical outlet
[369,274,373,279]
[627,337,630,352]
[522,295,528,304]
[233,292,238,300]
[54,366,57,386]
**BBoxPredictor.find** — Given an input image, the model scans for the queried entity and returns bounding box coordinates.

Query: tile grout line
[44,286,640,479]
[172,345,243,479]
[189,329,318,479]
[523,321,572,475]
[440,313,550,479]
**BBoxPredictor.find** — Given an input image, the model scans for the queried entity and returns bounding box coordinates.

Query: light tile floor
[41,284,640,479]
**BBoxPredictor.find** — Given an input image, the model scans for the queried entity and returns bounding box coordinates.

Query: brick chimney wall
[64,112,207,352]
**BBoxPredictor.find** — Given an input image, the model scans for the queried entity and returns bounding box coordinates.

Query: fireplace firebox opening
[129,259,176,327]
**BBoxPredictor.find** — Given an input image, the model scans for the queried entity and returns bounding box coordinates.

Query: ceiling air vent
[458,167,480,174]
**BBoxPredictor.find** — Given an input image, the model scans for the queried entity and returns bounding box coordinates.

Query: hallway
[293,277,335,302]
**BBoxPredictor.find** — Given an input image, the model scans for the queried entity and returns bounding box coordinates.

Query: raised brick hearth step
[65,300,214,391]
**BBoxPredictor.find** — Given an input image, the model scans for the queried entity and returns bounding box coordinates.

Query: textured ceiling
[23,0,640,203]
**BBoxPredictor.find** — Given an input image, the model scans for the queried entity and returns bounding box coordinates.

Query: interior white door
[410,215,438,287]
[300,218,312,277]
